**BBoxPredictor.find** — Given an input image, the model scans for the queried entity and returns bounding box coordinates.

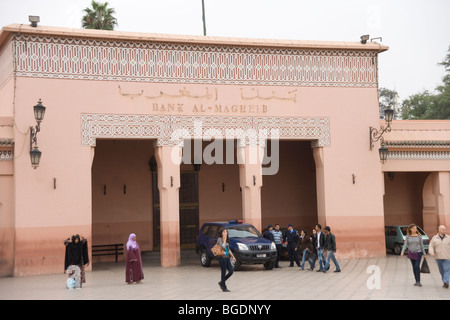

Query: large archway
[261,140,318,232]
[91,139,156,262]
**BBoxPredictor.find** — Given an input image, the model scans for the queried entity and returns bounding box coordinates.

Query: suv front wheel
[264,260,275,270]
[200,248,211,267]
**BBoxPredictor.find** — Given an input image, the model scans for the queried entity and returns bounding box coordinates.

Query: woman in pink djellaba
[125,233,144,284]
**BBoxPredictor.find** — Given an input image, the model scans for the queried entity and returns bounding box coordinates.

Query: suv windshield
[228,225,261,238]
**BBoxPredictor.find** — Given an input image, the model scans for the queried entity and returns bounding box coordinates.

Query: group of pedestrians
[63,233,145,289]
[264,223,341,273]
[62,224,449,293]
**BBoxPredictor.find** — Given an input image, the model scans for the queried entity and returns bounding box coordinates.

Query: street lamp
[378,143,389,164]
[30,99,46,169]
[369,105,393,162]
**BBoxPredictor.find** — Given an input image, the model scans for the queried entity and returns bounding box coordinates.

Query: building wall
[10,76,94,275]
[0,39,15,276]
[383,172,429,227]
[0,164,14,276]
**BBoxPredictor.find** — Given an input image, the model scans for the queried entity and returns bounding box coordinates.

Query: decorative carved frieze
[80,113,330,148]
[387,151,450,160]
[385,140,450,148]
[0,150,13,161]
[13,34,378,88]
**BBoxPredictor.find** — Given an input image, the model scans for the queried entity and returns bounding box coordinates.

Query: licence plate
[257,254,266,258]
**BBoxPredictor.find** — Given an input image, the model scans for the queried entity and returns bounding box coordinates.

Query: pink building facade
[0,24,449,277]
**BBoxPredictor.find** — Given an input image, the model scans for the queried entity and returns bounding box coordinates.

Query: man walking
[271,224,284,268]
[323,226,341,273]
[315,224,326,272]
[429,225,450,288]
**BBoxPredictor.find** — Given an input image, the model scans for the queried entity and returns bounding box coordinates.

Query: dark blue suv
[196,220,277,270]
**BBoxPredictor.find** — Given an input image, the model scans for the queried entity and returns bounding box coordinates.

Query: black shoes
[219,281,230,292]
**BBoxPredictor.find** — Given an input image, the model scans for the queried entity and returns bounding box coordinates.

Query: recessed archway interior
[261,140,318,233]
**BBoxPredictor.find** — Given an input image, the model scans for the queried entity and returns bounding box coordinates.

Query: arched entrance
[85,113,330,266]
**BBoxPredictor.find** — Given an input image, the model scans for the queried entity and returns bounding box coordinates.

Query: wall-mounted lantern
[370,105,393,163]
[30,99,46,169]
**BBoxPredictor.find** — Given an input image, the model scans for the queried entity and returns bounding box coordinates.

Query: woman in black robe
[64,234,89,286]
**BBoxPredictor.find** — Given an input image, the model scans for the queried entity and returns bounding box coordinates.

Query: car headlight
[271,242,276,250]
[237,243,249,251]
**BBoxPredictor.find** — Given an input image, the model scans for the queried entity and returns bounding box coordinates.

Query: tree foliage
[378,87,399,120]
[401,46,450,120]
[82,1,118,31]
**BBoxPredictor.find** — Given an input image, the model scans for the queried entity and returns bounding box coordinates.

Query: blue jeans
[324,250,341,271]
[218,257,233,285]
[436,259,450,285]
[317,248,325,271]
[409,252,423,283]
[301,249,313,270]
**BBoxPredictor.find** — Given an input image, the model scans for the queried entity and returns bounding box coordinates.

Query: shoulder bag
[211,243,223,257]
[407,250,419,260]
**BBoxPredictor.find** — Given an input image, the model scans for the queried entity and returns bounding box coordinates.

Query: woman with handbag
[401,224,427,287]
[216,229,236,292]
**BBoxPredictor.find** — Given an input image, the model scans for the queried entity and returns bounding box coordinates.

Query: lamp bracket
[369,123,391,150]
[30,122,41,151]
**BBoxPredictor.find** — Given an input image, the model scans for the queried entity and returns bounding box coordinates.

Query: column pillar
[422,173,437,237]
[238,144,264,231]
[155,144,181,267]
[313,147,327,227]
[436,171,450,228]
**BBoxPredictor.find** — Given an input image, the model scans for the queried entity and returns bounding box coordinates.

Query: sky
[1,0,450,104]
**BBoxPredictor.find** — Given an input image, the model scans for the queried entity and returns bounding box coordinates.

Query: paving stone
[0,251,448,300]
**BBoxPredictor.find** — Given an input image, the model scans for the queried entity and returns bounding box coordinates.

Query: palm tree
[82,1,118,31]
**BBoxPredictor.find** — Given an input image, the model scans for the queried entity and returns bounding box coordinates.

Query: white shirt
[316,231,322,249]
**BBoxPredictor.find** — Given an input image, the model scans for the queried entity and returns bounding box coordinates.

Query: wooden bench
[92,243,124,262]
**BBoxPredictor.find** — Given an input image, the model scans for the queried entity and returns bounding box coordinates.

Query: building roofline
[0,23,389,53]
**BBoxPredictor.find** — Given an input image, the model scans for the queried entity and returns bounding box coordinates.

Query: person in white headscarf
[125,233,144,284]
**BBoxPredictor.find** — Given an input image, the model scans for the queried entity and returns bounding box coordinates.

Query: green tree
[402,45,450,120]
[401,90,437,119]
[438,45,450,87]
[82,1,118,31]
[379,87,400,120]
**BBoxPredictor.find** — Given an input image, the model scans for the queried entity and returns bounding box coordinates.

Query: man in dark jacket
[284,224,300,267]
[323,226,341,273]
[308,229,318,271]
[263,224,275,242]
[315,224,326,272]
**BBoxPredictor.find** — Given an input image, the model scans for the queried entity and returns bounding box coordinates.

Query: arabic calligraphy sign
[118,85,298,115]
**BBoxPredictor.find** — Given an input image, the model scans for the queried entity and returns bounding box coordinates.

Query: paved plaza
[0,250,449,300]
